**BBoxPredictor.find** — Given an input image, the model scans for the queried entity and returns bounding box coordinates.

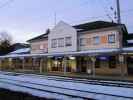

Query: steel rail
[0,76,132,99]
[1,71,133,88]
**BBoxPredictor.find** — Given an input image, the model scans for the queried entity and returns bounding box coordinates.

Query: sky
[0,0,133,43]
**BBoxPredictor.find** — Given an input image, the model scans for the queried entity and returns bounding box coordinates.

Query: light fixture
[69,56,75,60]
[54,61,58,65]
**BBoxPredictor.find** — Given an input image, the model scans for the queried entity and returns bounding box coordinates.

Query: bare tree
[0,31,13,55]
[0,31,12,43]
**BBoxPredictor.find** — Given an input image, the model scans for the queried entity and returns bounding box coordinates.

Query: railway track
[0,76,133,100]
[0,79,93,100]
[32,75,133,88]
[0,71,133,100]
[2,71,133,89]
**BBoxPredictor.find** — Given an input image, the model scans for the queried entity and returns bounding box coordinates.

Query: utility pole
[116,0,121,24]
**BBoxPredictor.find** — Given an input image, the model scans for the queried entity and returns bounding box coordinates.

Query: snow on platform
[123,47,133,52]
[0,72,133,100]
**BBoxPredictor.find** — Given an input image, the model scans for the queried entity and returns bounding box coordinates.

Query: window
[51,39,57,48]
[65,37,72,46]
[40,44,44,50]
[93,36,100,45]
[80,38,86,46]
[58,38,64,47]
[108,34,115,43]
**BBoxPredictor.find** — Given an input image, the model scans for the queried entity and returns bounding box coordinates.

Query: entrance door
[127,57,133,75]
[51,57,63,72]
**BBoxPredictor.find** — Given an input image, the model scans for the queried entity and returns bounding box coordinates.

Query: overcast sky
[0,0,133,43]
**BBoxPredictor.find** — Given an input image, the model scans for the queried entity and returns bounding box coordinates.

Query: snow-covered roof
[0,48,120,58]
[10,48,30,54]
[127,40,133,44]
[123,47,133,52]
[1,47,133,59]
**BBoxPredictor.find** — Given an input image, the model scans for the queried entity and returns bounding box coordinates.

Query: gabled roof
[73,21,122,32]
[27,29,50,43]
[27,21,128,44]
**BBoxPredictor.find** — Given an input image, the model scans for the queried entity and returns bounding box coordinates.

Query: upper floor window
[58,38,64,47]
[40,44,44,50]
[79,38,86,46]
[108,34,115,43]
[65,37,72,46]
[93,36,100,45]
[51,39,57,48]
[40,44,48,50]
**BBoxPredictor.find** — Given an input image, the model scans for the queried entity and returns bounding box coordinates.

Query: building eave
[0,48,121,59]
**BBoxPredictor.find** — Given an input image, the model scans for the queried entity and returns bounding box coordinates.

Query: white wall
[48,21,77,53]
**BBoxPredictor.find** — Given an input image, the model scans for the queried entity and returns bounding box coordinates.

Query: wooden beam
[39,58,43,73]
[119,55,125,78]
[0,59,2,70]
[22,57,25,71]
[63,57,67,75]
[91,56,96,77]
[9,58,12,70]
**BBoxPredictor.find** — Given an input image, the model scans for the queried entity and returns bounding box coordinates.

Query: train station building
[0,21,133,77]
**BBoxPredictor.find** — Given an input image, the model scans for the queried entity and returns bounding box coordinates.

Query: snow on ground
[0,81,82,100]
[0,72,133,100]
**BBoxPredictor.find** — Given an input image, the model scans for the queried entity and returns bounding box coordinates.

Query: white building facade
[48,21,77,53]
